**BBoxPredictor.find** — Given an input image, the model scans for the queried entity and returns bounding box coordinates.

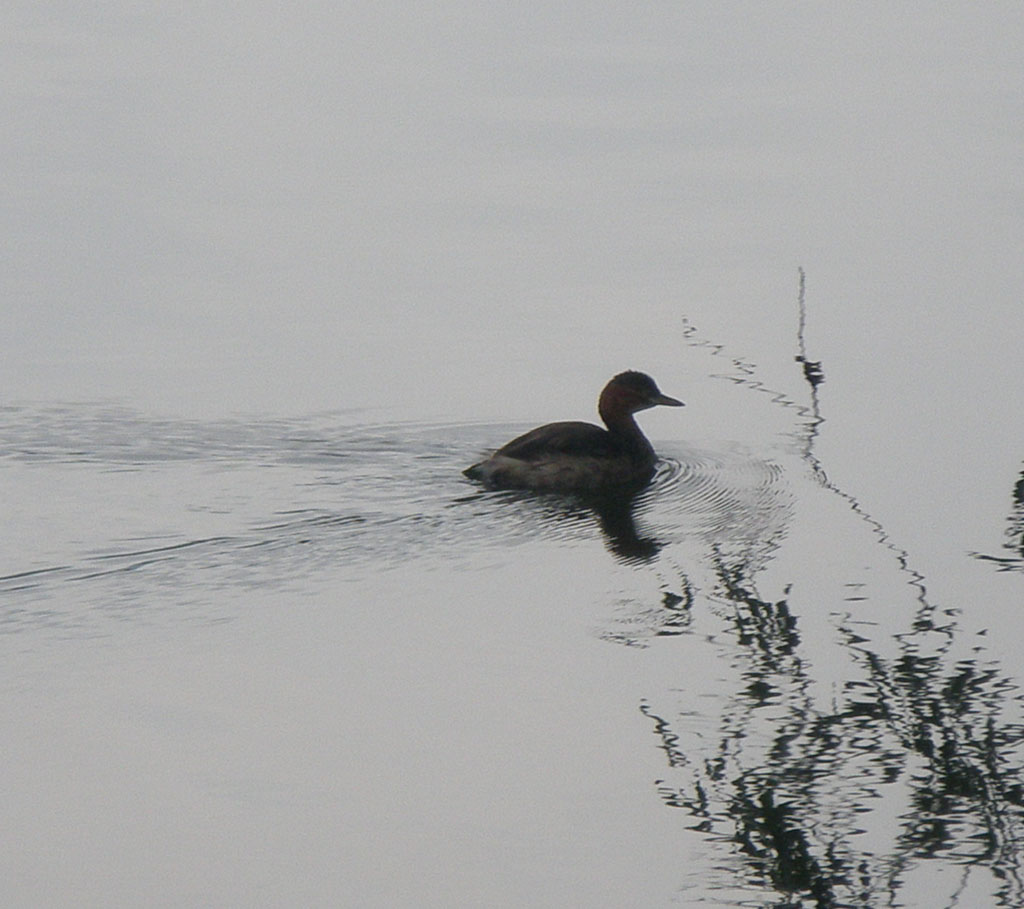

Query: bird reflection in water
[481,482,668,565]
[586,487,663,564]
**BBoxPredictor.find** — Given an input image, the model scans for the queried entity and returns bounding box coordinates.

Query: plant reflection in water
[973,463,1024,572]
[633,289,1024,908]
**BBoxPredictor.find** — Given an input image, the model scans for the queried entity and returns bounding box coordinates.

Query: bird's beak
[652,393,684,407]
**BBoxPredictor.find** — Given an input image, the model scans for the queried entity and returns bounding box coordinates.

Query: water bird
[464,370,683,492]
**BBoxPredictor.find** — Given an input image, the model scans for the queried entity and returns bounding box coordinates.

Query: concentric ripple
[643,444,793,546]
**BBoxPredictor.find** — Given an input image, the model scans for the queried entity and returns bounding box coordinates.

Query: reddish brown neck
[598,386,643,436]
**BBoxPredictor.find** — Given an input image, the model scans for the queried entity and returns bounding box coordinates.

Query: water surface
[3,3,1024,907]
[4,327,1022,907]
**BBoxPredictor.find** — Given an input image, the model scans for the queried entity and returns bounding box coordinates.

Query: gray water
[4,5,1024,908]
